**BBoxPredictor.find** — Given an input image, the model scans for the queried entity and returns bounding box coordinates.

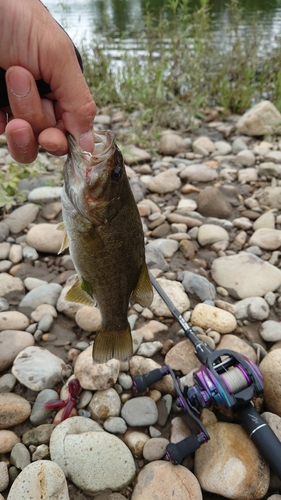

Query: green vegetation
[0,161,45,212]
[81,0,281,131]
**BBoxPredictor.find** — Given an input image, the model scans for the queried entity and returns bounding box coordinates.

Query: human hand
[0,0,96,163]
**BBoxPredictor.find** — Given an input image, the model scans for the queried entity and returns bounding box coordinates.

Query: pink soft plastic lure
[44,378,81,421]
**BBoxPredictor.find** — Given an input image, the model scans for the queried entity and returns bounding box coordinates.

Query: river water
[44,0,281,48]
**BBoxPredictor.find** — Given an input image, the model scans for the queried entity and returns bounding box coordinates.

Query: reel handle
[237,403,281,479]
[133,366,169,392]
[166,434,202,464]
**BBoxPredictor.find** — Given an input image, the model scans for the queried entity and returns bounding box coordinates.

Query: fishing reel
[133,272,281,477]
[134,349,264,465]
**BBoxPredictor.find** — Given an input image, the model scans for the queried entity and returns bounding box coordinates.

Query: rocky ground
[1,100,281,499]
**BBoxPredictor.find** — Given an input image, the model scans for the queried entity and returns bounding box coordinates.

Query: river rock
[19,283,62,314]
[124,430,150,457]
[249,228,281,250]
[5,203,39,233]
[50,417,135,493]
[22,424,56,446]
[0,430,20,453]
[74,345,120,390]
[234,297,269,321]
[261,411,281,442]
[182,270,216,301]
[31,304,58,322]
[196,187,232,218]
[236,100,281,136]
[180,164,218,183]
[103,417,127,434]
[193,136,215,155]
[75,305,101,331]
[253,209,276,230]
[10,442,31,470]
[26,223,64,254]
[131,461,202,500]
[0,462,8,493]
[30,389,60,426]
[28,186,62,203]
[211,253,281,299]
[7,460,70,500]
[198,224,229,246]
[0,330,35,372]
[147,239,178,258]
[147,169,181,194]
[0,273,25,304]
[142,437,169,461]
[217,334,257,363]
[12,346,67,391]
[159,133,186,156]
[0,393,31,429]
[123,145,151,165]
[191,303,237,333]
[260,320,281,342]
[257,186,281,209]
[87,388,121,420]
[121,397,158,426]
[236,149,255,167]
[164,339,201,374]
[194,422,270,499]
[260,350,281,416]
[150,278,189,317]
[258,162,281,179]
[0,311,29,331]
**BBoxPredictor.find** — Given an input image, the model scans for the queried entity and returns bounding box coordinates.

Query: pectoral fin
[65,276,95,306]
[131,262,154,307]
[57,222,69,253]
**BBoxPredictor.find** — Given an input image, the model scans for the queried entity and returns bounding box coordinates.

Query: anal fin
[131,262,154,307]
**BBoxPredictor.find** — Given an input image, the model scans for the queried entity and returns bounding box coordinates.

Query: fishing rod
[133,272,281,479]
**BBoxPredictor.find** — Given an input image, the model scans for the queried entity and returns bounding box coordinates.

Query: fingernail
[79,130,94,153]
[7,71,31,98]
[12,128,31,148]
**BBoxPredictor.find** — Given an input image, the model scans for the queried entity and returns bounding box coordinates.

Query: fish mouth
[64,130,116,221]
[67,130,115,176]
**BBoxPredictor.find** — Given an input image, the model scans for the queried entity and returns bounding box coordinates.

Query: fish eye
[111,166,122,180]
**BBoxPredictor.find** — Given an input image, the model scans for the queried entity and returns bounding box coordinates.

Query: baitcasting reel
[133,273,281,479]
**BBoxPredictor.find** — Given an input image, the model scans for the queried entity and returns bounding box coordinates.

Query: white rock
[0,311,29,331]
[150,278,190,317]
[260,320,281,342]
[253,209,276,231]
[147,238,179,257]
[74,345,120,391]
[249,228,281,250]
[211,252,281,299]
[236,150,255,167]
[198,224,229,246]
[147,170,181,194]
[12,346,67,391]
[26,223,64,254]
[234,297,269,321]
[7,460,69,500]
[236,100,281,136]
[50,417,135,493]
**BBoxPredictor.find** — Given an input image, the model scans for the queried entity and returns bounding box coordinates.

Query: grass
[81,0,281,135]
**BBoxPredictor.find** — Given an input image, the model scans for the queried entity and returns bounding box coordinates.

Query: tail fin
[92,327,133,364]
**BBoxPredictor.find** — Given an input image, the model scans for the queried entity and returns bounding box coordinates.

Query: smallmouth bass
[60,130,153,363]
